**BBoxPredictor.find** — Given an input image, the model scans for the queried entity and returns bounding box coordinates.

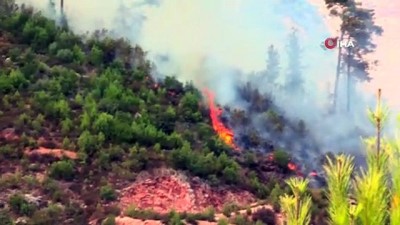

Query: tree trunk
[377,89,382,158]
[346,48,352,112]
[332,32,345,113]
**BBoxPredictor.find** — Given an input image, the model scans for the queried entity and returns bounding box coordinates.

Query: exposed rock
[4,57,12,66]
[115,217,163,225]
[119,170,255,214]
[197,222,219,225]
[24,147,78,160]
[0,128,18,141]
[15,217,29,225]
[23,194,43,207]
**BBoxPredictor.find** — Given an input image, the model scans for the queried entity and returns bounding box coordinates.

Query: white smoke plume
[17,0,391,165]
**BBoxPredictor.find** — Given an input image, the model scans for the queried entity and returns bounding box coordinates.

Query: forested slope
[0,2,301,225]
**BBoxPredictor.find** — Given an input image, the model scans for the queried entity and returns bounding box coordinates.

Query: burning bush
[203,89,238,150]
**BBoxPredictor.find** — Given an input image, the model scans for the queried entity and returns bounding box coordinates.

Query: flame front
[288,162,297,171]
[204,90,239,151]
[288,162,303,177]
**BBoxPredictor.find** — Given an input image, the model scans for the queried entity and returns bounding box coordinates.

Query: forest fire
[203,89,239,151]
[287,162,297,171]
[309,170,318,177]
[288,162,304,177]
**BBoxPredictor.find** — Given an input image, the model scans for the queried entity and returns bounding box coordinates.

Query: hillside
[0,2,323,225]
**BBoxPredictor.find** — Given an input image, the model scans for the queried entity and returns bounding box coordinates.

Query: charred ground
[0,2,329,225]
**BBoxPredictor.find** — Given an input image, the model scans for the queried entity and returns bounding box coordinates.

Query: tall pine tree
[284,29,304,96]
[342,3,382,112]
[264,45,280,93]
[325,0,382,112]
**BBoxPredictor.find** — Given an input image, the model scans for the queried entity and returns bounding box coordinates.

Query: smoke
[18,0,390,167]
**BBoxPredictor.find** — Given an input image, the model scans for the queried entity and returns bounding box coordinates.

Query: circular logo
[324,37,338,49]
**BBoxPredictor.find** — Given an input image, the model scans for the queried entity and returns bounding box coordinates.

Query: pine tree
[280,177,312,225]
[324,0,382,112]
[265,45,280,86]
[0,0,17,18]
[48,0,56,15]
[59,0,68,28]
[342,3,382,112]
[323,154,357,225]
[284,29,303,96]
[354,89,389,224]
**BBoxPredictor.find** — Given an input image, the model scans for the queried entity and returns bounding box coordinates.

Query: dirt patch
[114,217,220,225]
[24,147,78,160]
[115,217,163,225]
[0,128,18,142]
[119,169,255,214]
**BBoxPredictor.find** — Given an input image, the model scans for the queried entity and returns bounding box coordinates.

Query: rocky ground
[119,169,255,214]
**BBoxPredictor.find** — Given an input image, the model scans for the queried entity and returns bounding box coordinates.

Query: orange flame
[204,89,239,151]
[309,170,318,177]
[288,162,304,177]
[288,162,297,171]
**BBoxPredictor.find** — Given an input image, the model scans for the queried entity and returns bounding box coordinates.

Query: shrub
[232,215,251,225]
[124,205,165,220]
[185,207,215,222]
[100,185,117,201]
[0,145,13,158]
[222,203,239,217]
[8,194,36,216]
[30,205,62,225]
[273,149,290,168]
[246,207,252,216]
[217,219,229,225]
[0,210,13,225]
[252,208,277,225]
[56,49,74,63]
[167,210,184,225]
[102,215,116,225]
[49,160,74,181]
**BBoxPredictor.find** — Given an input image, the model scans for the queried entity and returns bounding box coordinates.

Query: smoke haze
[17,0,397,166]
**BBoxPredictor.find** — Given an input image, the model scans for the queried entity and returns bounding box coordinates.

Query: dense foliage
[0,1,292,224]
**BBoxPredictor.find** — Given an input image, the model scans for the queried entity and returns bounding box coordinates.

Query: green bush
[49,160,75,181]
[102,215,116,225]
[273,149,290,168]
[252,208,277,225]
[56,49,74,63]
[232,215,251,225]
[185,207,215,223]
[100,185,117,201]
[0,210,13,225]
[167,210,184,225]
[30,205,62,225]
[8,194,36,216]
[217,219,229,225]
[125,205,165,220]
[0,145,13,158]
[222,203,239,217]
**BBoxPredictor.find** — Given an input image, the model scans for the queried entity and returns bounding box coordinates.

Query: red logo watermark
[321,37,355,50]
